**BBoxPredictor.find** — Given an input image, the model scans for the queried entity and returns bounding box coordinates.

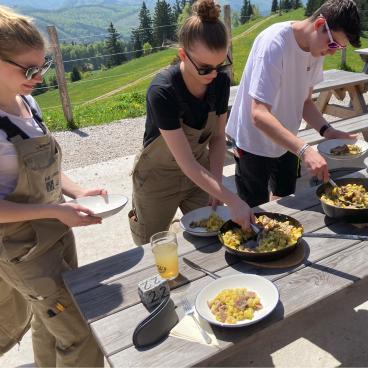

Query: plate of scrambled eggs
[180,206,230,237]
[317,139,368,160]
[195,274,279,327]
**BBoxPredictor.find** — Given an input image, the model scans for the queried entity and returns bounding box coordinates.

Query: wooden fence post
[223,5,234,85]
[341,48,347,67]
[47,25,74,128]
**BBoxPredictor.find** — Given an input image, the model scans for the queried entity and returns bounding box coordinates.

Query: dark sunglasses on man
[2,57,53,80]
[185,51,232,76]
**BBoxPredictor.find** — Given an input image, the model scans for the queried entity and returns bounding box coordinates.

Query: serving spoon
[327,178,352,207]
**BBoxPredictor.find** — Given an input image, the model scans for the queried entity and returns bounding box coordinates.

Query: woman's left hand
[75,188,108,198]
[208,196,223,210]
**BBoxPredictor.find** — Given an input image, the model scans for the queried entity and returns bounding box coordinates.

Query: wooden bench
[355,48,368,74]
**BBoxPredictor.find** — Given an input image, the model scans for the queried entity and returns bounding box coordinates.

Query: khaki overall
[0,107,103,367]
[130,90,219,245]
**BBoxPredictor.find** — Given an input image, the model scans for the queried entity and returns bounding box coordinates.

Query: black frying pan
[316,177,368,223]
[218,212,304,261]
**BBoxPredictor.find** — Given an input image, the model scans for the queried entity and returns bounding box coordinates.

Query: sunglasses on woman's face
[3,57,53,80]
[185,51,232,76]
[321,15,346,50]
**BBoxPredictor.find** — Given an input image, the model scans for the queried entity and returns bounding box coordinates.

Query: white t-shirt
[226,21,324,158]
[0,96,44,198]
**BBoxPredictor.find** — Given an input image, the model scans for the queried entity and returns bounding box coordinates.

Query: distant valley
[2,0,283,42]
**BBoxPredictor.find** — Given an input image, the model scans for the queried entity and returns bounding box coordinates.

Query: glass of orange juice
[150,231,179,280]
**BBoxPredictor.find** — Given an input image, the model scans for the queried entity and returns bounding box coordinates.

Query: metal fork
[181,296,212,344]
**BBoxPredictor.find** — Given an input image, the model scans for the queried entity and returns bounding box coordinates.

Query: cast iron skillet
[316,177,368,223]
[218,212,304,262]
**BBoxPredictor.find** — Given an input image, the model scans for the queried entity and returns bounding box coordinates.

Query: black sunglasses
[185,51,232,76]
[3,57,53,80]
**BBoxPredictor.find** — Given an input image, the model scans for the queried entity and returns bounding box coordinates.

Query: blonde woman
[129,0,253,245]
[0,6,104,367]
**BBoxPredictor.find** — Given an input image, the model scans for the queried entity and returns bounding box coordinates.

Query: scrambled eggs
[208,288,262,324]
[321,183,368,209]
[190,212,224,232]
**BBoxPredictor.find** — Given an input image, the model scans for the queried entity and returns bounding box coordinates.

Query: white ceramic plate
[364,157,368,171]
[69,194,128,219]
[180,206,231,237]
[317,139,368,160]
[195,274,279,328]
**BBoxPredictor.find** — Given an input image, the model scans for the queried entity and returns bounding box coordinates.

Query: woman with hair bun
[0,6,103,366]
[129,0,253,245]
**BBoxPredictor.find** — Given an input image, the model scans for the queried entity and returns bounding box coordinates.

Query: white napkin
[170,310,219,347]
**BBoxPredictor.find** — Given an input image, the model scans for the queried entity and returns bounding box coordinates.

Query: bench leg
[346,85,367,116]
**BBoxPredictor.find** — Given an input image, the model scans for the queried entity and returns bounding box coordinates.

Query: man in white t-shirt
[226,0,361,207]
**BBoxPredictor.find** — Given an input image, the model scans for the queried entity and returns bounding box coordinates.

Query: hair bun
[193,0,221,23]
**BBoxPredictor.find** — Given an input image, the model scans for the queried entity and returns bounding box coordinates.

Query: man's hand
[302,146,329,182]
[324,127,358,140]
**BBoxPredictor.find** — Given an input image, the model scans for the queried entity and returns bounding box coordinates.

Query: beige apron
[129,110,219,245]
[0,118,103,366]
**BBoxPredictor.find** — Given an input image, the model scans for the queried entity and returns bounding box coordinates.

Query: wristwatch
[319,123,332,137]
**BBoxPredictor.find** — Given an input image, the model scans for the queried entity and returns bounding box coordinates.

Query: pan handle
[303,233,368,241]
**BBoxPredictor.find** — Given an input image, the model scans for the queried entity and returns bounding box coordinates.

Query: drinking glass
[150,231,179,280]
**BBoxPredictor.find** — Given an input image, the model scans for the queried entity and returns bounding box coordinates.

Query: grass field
[37,8,368,131]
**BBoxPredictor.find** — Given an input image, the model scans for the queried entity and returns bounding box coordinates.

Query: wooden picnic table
[63,169,368,367]
[229,69,368,120]
[355,48,368,74]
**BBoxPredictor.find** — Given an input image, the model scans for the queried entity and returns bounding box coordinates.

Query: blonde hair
[0,6,45,59]
[179,0,229,52]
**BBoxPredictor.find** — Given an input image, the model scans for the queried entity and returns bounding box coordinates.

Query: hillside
[3,0,281,40]
[35,8,368,131]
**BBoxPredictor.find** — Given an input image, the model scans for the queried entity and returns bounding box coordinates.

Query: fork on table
[181,296,212,344]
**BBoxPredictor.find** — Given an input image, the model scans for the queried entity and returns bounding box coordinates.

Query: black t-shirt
[143,63,230,147]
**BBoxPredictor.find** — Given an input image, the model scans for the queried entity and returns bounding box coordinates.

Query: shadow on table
[81,282,124,321]
[209,277,368,367]
[182,232,222,254]
[63,247,144,295]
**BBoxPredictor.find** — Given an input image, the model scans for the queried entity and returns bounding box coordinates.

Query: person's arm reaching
[159,127,253,230]
[251,98,330,182]
[208,112,227,208]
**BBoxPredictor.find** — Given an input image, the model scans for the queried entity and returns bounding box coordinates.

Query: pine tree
[292,0,302,9]
[131,28,143,58]
[70,65,82,82]
[153,0,176,47]
[271,0,279,13]
[240,0,248,24]
[247,1,254,17]
[105,22,125,67]
[138,2,153,45]
[305,0,322,16]
[283,0,292,11]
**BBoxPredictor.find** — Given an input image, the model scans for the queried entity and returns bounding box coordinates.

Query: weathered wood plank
[89,213,366,356]
[107,239,368,367]
[64,232,217,296]
[71,205,334,323]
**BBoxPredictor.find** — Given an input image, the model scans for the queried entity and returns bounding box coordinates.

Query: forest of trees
[271,0,302,13]
[34,0,368,96]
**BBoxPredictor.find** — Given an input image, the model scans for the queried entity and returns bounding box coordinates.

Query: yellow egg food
[330,144,362,156]
[207,288,262,324]
[221,215,303,253]
[189,212,225,232]
[321,183,368,209]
